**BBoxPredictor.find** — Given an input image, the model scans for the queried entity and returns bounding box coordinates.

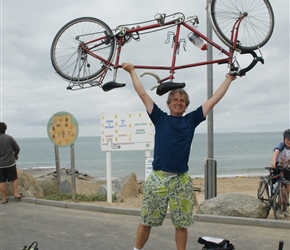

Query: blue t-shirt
[148,103,205,173]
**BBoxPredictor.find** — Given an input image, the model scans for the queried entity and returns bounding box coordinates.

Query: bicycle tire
[272,182,289,220]
[210,0,275,51]
[51,17,116,83]
[257,178,271,216]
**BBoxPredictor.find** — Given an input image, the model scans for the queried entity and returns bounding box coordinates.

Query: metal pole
[106,151,112,203]
[54,145,61,191]
[70,144,76,202]
[204,0,217,199]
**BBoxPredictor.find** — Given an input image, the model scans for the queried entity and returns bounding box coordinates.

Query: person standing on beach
[0,122,21,204]
[122,62,236,250]
[271,128,290,218]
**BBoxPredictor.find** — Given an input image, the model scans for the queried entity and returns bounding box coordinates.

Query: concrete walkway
[0,197,289,250]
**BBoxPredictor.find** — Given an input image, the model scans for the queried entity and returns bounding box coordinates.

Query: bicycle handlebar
[237,49,264,76]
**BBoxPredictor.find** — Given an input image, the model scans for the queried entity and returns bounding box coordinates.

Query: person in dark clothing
[0,122,21,204]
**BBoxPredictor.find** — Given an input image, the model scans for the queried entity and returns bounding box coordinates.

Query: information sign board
[101,111,154,151]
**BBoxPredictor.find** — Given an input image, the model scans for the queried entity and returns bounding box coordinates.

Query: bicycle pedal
[156,82,185,96]
[102,81,126,92]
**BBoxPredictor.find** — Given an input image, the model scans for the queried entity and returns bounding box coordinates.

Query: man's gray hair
[166,89,190,107]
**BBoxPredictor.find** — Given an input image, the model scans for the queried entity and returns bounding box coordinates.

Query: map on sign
[47,111,79,147]
[101,111,154,151]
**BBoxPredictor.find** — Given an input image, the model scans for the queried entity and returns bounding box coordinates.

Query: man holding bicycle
[271,129,290,218]
[122,62,236,250]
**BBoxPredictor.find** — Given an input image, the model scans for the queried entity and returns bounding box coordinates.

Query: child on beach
[271,128,290,218]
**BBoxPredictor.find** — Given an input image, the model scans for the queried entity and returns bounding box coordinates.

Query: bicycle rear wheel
[51,17,116,83]
[210,0,274,51]
[257,178,271,216]
[273,182,290,220]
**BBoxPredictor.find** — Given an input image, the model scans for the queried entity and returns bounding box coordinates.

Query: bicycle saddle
[156,82,185,96]
[102,81,126,92]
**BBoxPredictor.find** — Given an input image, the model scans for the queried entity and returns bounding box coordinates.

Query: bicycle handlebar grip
[238,50,264,77]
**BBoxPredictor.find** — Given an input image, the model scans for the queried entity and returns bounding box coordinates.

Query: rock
[75,179,103,195]
[6,170,44,198]
[36,169,104,196]
[59,179,72,193]
[138,181,144,195]
[37,176,58,196]
[197,192,268,218]
[113,173,139,201]
[7,169,199,205]
[193,192,198,206]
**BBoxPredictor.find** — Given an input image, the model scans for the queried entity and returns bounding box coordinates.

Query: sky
[0,0,289,138]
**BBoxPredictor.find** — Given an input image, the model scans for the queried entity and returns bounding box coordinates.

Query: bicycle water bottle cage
[102,81,126,92]
[156,82,186,96]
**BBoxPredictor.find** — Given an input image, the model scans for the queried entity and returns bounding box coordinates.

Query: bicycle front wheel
[210,0,275,51]
[51,17,116,83]
[257,178,271,216]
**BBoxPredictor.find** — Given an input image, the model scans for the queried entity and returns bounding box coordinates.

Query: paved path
[0,198,289,250]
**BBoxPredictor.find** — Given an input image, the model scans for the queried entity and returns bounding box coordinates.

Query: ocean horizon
[16,131,281,179]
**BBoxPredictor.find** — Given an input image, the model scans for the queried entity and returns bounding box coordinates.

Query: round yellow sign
[47,111,79,147]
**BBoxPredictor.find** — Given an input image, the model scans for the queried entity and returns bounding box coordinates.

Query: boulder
[113,173,139,201]
[6,170,44,198]
[75,178,104,195]
[36,170,139,201]
[37,176,58,196]
[197,192,268,218]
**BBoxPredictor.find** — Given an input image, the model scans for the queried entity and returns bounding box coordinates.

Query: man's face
[168,92,187,116]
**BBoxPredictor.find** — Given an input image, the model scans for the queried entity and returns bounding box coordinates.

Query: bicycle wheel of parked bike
[210,0,274,51]
[51,17,116,83]
[272,182,290,220]
[257,179,271,216]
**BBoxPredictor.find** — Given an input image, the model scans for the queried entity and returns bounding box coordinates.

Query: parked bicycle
[50,0,274,94]
[257,166,290,220]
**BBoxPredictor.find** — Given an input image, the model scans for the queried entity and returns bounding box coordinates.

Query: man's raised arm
[202,74,236,117]
[122,63,154,114]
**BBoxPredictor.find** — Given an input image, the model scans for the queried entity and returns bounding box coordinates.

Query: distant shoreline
[15,131,282,140]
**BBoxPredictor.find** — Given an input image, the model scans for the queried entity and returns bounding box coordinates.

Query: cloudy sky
[0,0,289,138]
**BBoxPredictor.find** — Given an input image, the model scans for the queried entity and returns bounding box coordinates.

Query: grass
[45,193,117,202]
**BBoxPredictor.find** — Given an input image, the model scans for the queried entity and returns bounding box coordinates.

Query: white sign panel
[101,111,154,151]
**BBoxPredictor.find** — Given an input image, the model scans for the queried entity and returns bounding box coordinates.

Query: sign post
[47,111,79,201]
[204,0,217,199]
[101,111,154,202]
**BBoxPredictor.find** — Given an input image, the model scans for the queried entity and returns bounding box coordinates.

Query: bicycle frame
[74,13,262,91]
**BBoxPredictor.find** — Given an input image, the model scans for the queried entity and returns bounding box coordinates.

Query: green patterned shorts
[140,170,194,228]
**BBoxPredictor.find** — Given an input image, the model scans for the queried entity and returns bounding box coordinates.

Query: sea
[15,132,281,180]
